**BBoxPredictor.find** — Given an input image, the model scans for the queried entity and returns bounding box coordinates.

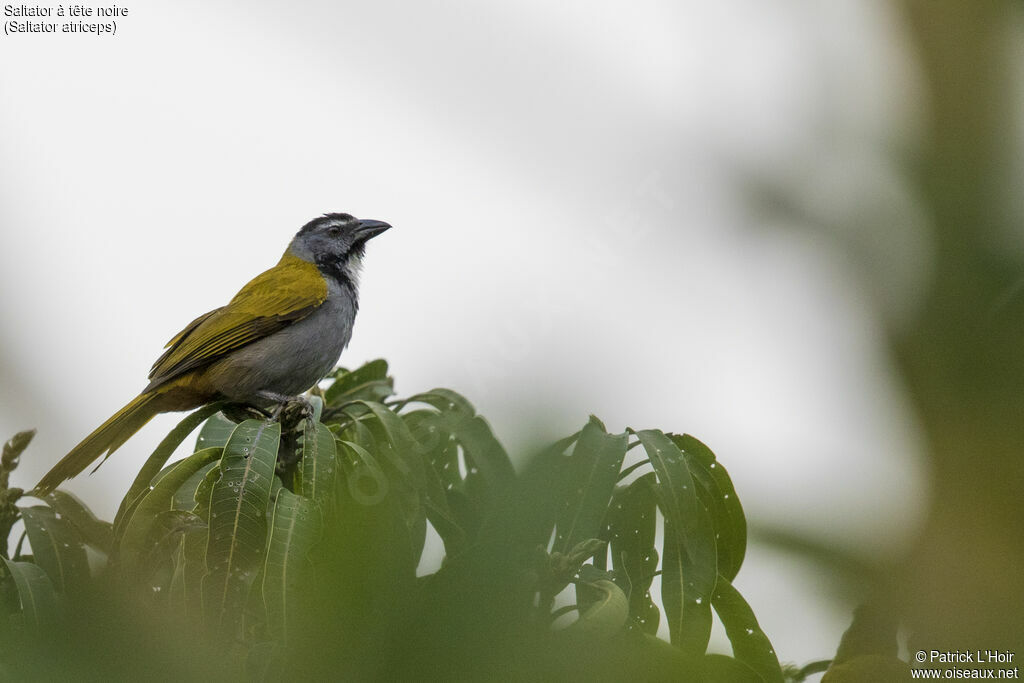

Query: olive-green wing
[145,254,327,390]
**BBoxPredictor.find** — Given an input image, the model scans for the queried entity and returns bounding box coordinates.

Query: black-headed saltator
[34,212,390,494]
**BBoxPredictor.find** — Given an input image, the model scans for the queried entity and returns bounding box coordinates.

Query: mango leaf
[566,566,630,641]
[261,489,321,640]
[295,421,337,509]
[170,464,220,620]
[661,510,715,655]
[138,510,207,590]
[21,505,90,594]
[435,412,514,492]
[324,359,393,405]
[202,420,280,636]
[112,402,225,534]
[339,413,427,558]
[712,575,783,683]
[117,447,223,568]
[554,416,627,555]
[336,440,389,506]
[172,461,220,511]
[341,400,425,487]
[607,472,660,634]
[1,558,57,631]
[335,415,377,453]
[309,394,324,423]
[195,411,237,451]
[634,429,716,654]
[43,490,112,553]
[421,456,466,556]
[396,388,475,417]
[408,411,460,490]
[671,433,746,581]
[1,429,35,484]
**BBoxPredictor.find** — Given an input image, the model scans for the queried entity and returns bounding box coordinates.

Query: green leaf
[138,510,207,590]
[634,429,716,654]
[113,402,226,535]
[554,416,627,555]
[324,359,393,405]
[342,400,425,486]
[712,575,783,683]
[42,490,113,553]
[1,558,57,631]
[21,505,90,594]
[336,440,389,506]
[117,447,223,568]
[170,464,220,620]
[671,433,747,581]
[396,388,475,417]
[202,420,280,636]
[172,461,220,511]
[1,429,35,482]
[421,456,466,556]
[261,489,321,640]
[449,414,514,491]
[566,570,630,641]
[195,411,238,451]
[607,473,660,634]
[309,394,324,423]
[295,421,337,509]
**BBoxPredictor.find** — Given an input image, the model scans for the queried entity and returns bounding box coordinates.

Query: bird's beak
[354,219,392,240]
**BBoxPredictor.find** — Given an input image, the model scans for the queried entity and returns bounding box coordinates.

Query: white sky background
[0,0,930,667]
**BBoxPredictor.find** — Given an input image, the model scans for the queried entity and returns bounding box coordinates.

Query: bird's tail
[34,393,162,495]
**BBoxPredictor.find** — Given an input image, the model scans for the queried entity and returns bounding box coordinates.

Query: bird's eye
[328,226,343,236]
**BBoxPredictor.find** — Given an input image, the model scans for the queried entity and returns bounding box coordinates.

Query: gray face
[288,213,391,283]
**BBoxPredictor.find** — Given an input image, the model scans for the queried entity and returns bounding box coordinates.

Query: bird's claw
[274,396,315,430]
[223,403,273,423]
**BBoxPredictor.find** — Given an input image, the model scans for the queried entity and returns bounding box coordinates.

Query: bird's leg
[222,402,272,423]
[253,391,314,422]
[253,392,316,478]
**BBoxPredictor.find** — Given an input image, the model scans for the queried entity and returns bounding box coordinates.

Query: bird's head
[288,212,391,285]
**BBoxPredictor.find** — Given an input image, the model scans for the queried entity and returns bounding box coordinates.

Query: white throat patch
[346,251,364,289]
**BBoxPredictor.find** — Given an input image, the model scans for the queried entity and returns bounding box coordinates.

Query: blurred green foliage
[0,361,794,681]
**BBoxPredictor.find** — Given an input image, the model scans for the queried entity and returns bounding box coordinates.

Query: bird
[34,212,391,494]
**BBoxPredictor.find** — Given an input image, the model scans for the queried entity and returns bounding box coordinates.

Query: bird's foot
[270,396,315,479]
[272,396,315,426]
[222,403,273,424]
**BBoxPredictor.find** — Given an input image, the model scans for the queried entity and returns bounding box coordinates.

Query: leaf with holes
[261,489,321,640]
[712,575,783,683]
[202,420,280,637]
[43,490,112,554]
[396,387,475,417]
[20,505,90,594]
[607,472,660,634]
[671,433,746,582]
[195,411,238,451]
[295,421,337,509]
[554,416,627,555]
[324,359,393,405]
[635,429,716,654]
[170,464,220,621]
[112,402,226,535]
[342,400,425,488]
[117,447,223,570]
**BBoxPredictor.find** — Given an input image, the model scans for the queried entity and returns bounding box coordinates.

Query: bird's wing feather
[146,253,327,389]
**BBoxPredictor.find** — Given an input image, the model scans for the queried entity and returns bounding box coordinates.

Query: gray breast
[207,279,358,402]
